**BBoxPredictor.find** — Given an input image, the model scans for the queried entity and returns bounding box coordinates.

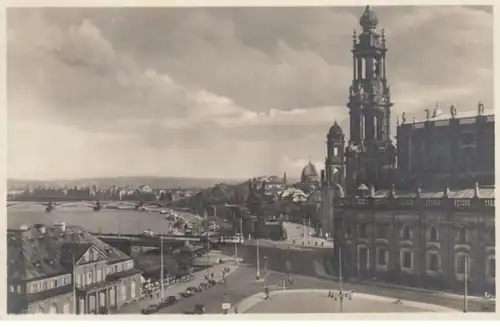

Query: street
[153,265,488,314]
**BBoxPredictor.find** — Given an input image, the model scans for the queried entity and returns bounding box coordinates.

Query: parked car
[141,304,159,314]
[187,286,200,293]
[193,304,205,314]
[158,295,178,308]
[208,279,216,287]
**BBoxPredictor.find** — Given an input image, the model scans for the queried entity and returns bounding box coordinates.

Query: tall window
[401,250,413,269]
[359,247,369,269]
[377,248,387,266]
[458,226,467,244]
[456,254,469,274]
[358,224,367,239]
[345,226,352,239]
[427,252,440,271]
[429,226,438,242]
[401,225,411,240]
[377,224,388,239]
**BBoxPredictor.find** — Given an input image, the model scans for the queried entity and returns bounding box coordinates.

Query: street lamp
[256,237,260,280]
[339,246,344,312]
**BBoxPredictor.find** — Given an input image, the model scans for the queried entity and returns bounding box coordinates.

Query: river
[7,203,203,235]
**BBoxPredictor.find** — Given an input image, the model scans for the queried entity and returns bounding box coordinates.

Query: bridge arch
[54,202,97,209]
[102,201,138,208]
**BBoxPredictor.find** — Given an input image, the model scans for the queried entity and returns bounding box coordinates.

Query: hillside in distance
[8,176,245,190]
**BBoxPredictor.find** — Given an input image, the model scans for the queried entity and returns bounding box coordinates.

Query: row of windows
[27,275,71,294]
[351,224,494,244]
[76,261,134,287]
[362,247,495,278]
[26,261,135,293]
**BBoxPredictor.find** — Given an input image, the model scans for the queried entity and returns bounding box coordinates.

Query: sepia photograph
[5,4,495,316]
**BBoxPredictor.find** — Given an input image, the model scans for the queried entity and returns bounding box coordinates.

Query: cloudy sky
[7,6,493,180]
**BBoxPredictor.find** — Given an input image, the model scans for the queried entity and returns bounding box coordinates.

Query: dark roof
[7,225,131,282]
[328,121,344,138]
[359,5,378,29]
[60,243,92,266]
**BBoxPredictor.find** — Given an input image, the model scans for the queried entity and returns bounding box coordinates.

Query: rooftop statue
[478,101,485,115]
[450,105,457,118]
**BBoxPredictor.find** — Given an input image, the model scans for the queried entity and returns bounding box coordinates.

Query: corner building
[320,6,495,295]
[7,223,142,314]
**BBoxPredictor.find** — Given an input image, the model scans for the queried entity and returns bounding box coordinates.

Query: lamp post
[256,237,260,280]
[339,246,344,313]
[160,233,164,301]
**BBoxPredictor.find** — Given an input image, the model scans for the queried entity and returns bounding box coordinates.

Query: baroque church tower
[345,6,396,194]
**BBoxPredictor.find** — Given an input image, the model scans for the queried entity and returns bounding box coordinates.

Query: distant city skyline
[7,6,493,180]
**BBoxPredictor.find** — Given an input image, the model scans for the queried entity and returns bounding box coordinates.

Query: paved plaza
[240,289,458,314]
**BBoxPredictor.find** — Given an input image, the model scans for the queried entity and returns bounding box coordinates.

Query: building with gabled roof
[7,223,142,314]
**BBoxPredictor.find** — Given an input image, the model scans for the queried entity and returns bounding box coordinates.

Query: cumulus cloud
[6,6,493,179]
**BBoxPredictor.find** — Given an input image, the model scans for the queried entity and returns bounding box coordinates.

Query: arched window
[402,224,411,240]
[429,226,438,242]
[458,226,467,244]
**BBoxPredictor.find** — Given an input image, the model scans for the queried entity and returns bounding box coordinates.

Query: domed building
[296,159,321,192]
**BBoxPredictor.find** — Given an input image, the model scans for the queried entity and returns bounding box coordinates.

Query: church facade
[319,6,495,295]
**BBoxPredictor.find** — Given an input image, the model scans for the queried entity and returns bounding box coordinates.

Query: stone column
[106,288,110,311]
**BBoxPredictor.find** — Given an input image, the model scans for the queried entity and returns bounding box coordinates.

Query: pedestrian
[211,272,214,279]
